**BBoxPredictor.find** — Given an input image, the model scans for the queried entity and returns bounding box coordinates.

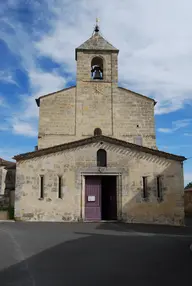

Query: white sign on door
[88,196,95,202]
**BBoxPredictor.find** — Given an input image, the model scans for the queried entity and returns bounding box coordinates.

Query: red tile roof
[0,158,16,167]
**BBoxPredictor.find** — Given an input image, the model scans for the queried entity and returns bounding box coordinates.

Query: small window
[142,176,147,199]
[40,176,44,199]
[97,149,107,167]
[135,136,143,146]
[157,176,162,200]
[58,176,62,199]
[94,128,102,136]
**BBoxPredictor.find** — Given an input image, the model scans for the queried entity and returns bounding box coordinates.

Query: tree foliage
[185,182,192,189]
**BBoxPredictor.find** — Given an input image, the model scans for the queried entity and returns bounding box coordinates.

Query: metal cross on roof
[94,18,100,33]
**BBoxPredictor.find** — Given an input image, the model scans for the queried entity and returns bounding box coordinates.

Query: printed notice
[88,196,95,202]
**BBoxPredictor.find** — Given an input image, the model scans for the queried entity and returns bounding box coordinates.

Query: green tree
[185,182,192,189]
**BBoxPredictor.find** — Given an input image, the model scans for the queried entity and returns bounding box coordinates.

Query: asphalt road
[0,222,191,286]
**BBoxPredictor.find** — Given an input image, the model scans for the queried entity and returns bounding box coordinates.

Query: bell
[94,69,102,80]
[93,67,102,79]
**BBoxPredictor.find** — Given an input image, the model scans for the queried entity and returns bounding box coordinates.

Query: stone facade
[38,85,156,149]
[38,87,76,148]
[184,190,192,216]
[14,26,186,225]
[0,166,6,195]
[0,159,16,212]
[37,33,156,150]
[0,159,16,195]
[14,140,184,225]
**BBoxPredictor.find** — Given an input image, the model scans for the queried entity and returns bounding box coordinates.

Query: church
[14,23,186,225]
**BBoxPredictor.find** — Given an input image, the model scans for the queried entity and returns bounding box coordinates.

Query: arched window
[91,57,103,80]
[94,128,102,136]
[97,149,107,167]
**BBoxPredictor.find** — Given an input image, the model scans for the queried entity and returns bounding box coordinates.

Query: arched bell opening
[91,57,103,80]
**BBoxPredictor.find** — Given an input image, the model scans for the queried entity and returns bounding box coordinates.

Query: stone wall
[38,87,76,149]
[0,166,15,195]
[37,49,156,150]
[0,211,8,220]
[0,166,7,195]
[76,51,118,82]
[113,88,156,148]
[76,81,114,138]
[4,168,16,193]
[0,166,16,210]
[15,142,184,225]
[184,190,192,215]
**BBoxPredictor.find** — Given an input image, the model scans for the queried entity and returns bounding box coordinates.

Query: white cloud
[173,119,192,129]
[0,6,67,137]
[158,119,192,133]
[1,0,192,139]
[184,133,192,136]
[0,71,17,86]
[12,120,37,137]
[29,69,66,99]
[33,0,192,115]
[158,128,173,134]
[17,70,67,122]
[6,70,67,138]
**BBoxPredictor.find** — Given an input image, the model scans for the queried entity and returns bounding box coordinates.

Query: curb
[0,220,15,223]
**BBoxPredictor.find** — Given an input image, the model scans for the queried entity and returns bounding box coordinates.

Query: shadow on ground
[95,220,192,236]
[185,216,192,227]
[0,229,191,286]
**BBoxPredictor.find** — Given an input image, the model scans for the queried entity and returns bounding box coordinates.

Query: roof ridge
[13,135,186,162]
[75,32,119,60]
[35,85,76,107]
[118,86,157,105]
[0,158,15,166]
[76,36,118,51]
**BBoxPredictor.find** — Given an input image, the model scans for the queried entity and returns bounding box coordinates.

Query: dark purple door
[85,176,101,221]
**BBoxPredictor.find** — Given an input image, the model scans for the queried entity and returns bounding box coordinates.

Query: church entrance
[84,176,117,221]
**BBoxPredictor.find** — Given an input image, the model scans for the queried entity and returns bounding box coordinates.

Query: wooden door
[85,176,101,221]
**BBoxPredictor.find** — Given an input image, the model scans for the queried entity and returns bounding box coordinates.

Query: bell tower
[75,20,119,138]
[75,20,119,83]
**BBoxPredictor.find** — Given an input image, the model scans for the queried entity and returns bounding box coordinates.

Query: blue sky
[0,0,192,186]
